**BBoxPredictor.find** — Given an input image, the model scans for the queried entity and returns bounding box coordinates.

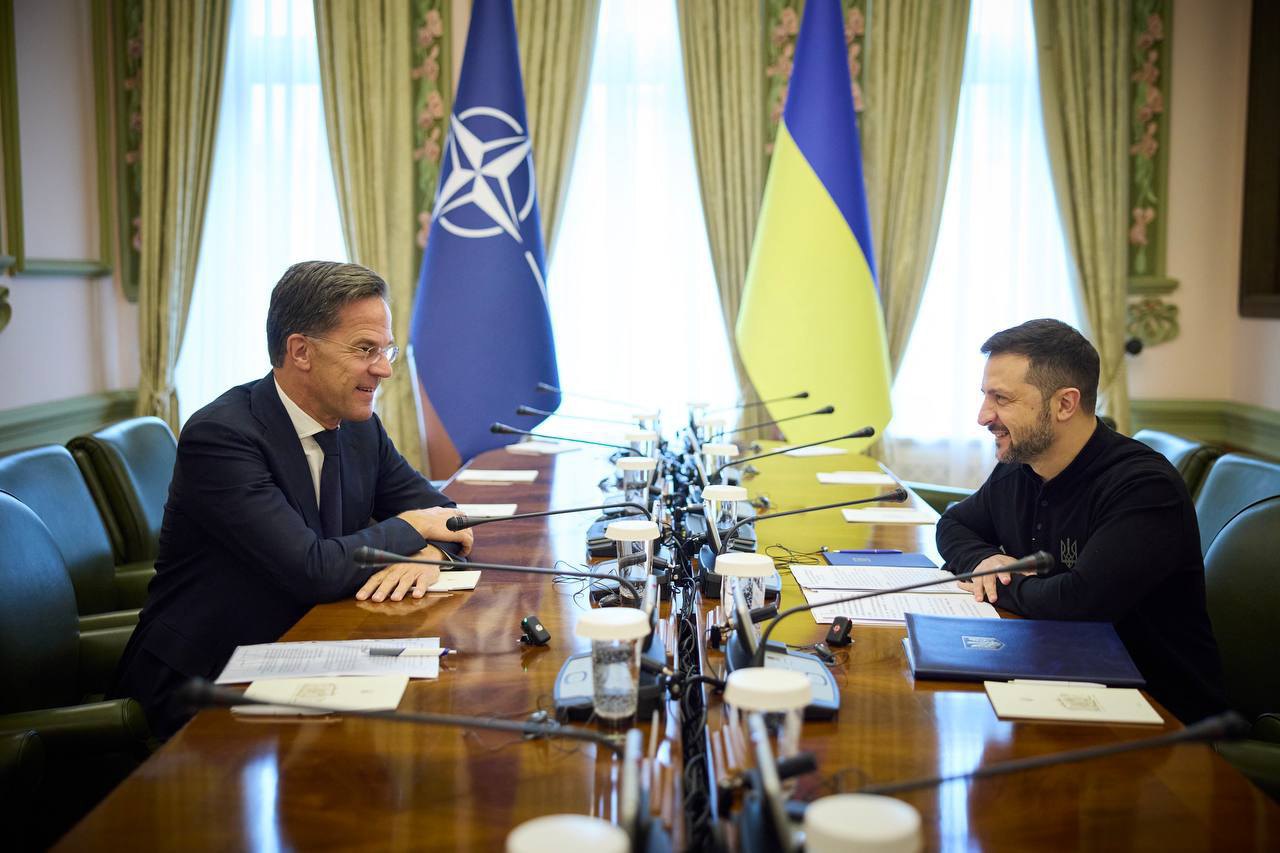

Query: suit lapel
[249,374,324,534]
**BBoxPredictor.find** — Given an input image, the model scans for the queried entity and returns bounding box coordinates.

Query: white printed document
[505,441,579,456]
[790,564,962,594]
[843,506,936,525]
[455,469,539,483]
[801,588,998,624]
[816,471,899,485]
[453,503,518,517]
[216,638,443,684]
[984,681,1163,725]
[232,675,410,717]
[427,570,481,592]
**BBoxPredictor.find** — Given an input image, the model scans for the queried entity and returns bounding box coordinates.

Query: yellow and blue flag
[410,0,560,463]
[736,0,891,447]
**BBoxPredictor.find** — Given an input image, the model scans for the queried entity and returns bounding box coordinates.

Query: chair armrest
[78,626,134,694]
[0,730,44,789]
[0,700,153,758]
[1216,738,1280,800]
[79,609,141,633]
[904,481,975,516]
[112,566,154,609]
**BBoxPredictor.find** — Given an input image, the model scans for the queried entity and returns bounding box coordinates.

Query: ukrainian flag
[736,0,891,448]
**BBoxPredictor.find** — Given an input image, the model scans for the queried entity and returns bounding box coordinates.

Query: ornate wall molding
[411,0,451,266]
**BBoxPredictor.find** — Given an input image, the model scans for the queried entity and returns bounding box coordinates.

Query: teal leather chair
[0,446,150,630]
[1194,453,1280,556]
[0,491,154,846]
[1132,429,1221,498]
[1204,496,1280,800]
[68,416,177,565]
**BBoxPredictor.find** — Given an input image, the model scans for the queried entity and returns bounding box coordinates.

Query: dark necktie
[312,428,343,538]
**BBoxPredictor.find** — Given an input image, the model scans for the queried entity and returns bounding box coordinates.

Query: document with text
[790,564,963,594]
[801,588,998,624]
[216,638,443,684]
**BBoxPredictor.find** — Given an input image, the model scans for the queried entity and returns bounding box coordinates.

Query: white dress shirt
[274,379,329,508]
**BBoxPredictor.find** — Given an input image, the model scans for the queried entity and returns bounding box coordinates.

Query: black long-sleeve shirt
[937,420,1227,723]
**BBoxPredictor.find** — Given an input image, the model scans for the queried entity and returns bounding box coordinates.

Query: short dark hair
[980,319,1100,414]
[266,261,388,367]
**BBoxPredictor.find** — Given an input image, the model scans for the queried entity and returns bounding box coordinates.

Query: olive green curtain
[514,0,601,261]
[676,0,767,436]
[313,0,425,471]
[135,0,230,429]
[862,0,970,376]
[1033,0,1131,432]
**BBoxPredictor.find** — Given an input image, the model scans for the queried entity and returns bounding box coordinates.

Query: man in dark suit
[112,261,473,738]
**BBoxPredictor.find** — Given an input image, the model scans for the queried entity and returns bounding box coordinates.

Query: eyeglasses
[306,335,400,365]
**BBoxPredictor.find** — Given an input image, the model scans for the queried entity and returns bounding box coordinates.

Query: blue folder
[903,614,1146,687]
[822,551,937,568]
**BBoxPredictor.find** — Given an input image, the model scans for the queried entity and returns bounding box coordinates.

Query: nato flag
[410,0,560,462]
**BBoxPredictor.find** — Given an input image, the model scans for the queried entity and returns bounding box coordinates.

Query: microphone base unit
[724,640,839,721]
[587,561,672,604]
[697,544,779,602]
[555,631,668,721]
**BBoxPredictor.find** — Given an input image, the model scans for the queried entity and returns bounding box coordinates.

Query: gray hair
[266,261,388,367]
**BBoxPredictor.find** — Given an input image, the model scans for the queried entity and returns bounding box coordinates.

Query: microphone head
[1200,710,1252,740]
[353,546,404,568]
[847,426,876,439]
[515,405,540,416]
[1028,550,1054,576]
[883,487,909,503]
[490,422,521,435]
[176,677,235,710]
[445,515,468,532]
[816,405,835,415]
[795,391,810,399]
[536,382,561,394]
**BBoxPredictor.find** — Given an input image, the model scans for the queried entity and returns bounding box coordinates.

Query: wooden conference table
[57,444,1280,851]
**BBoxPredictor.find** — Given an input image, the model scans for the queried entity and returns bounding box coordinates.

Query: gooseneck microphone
[716,489,910,555]
[720,405,836,437]
[446,502,653,532]
[752,551,1055,667]
[352,547,642,605]
[709,428,875,481]
[856,710,1250,795]
[178,678,626,754]
[490,422,639,455]
[516,405,638,427]
[705,391,810,414]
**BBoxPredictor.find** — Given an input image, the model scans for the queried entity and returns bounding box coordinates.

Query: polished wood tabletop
[56,440,1280,851]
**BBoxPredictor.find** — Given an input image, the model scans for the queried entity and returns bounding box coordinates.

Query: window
[883,0,1081,487]
[541,0,737,436]
[175,0,347,423]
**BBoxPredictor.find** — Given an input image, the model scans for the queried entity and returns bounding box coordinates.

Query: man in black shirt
[937,319,1227,723]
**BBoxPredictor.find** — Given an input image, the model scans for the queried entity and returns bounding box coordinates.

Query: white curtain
[541,0,737,438]
[881,0,1081,488]
[175,0,348,423]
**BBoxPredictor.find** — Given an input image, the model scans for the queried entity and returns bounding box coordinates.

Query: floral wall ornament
[112,0,144,301]
[0,284,11,333]
[411,0,450,259]
[1126,296,1180,347]
[1127,0,1176,297]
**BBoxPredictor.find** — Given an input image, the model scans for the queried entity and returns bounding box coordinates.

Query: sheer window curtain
[541,0,737,438]
[175,0,348,424]
[881,0,1081,488]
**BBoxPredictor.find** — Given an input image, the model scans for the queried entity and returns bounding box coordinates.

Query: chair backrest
[1204,496,1280,721]
[68,417,177,563]
[0,445,120,614]
[1194,453,1280,555]
[1132,429,1221,498]
[0,492,81,713]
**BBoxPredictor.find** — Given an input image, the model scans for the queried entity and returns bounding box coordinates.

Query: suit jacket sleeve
[935,477,1004,575]
[178,417,432,603]
[368,416,464,559]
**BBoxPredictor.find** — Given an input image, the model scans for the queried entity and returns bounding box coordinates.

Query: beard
[994,403,1056,465]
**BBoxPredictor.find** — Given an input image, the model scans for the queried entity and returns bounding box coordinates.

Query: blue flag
[410,0,560,462]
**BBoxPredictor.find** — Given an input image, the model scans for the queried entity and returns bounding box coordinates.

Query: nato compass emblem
[432,105,547,303]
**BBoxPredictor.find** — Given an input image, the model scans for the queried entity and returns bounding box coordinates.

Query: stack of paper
[816,471,898,486]
[454,503,518,517]
[427,570,482,592]
[791,564,962,594]
[842,506,936,524]
[232,675,409,717]
[216,638,444,684]
[984,681,1162,725]
[780,445,848,457]
[454,469,539,484]
[800,589,998,624]
[505,441,579,456]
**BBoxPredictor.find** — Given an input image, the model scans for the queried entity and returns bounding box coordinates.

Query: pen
[367,647,457,658]
[832,549,902,555]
